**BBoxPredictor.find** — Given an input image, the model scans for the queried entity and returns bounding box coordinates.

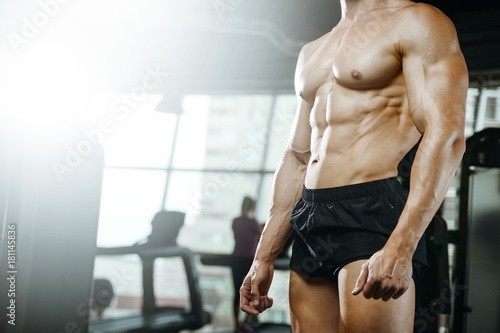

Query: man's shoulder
[299,33,330,62]
[392,2,458,55]
[392,2,454,32]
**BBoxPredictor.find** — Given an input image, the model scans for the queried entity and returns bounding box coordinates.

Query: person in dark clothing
[232,196,262,332]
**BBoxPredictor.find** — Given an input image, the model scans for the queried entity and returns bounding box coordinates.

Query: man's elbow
[285,146,311,167]
[450,130,466,160]
[427,119,466,158]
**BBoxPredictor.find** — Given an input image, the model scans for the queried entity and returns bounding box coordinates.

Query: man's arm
[353,4,468,300]
[240,46,313,314]
[252,99,312,261]
[393,4,468,261]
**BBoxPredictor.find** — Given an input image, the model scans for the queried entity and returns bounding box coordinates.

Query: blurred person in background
[232,196,262,332]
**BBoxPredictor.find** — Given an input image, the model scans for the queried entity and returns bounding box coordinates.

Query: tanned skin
[240,0,468,332]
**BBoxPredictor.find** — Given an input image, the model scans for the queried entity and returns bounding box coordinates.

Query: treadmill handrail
[95,245,209,329]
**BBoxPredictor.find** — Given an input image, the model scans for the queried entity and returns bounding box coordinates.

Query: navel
[351,70,362,80]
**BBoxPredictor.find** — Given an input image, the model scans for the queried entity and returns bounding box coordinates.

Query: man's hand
[240,260,274,314]
[351,247,413,301]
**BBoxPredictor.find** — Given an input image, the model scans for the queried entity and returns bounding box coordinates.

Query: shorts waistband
[302,177,402,203]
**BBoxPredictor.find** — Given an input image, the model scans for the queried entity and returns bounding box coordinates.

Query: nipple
[351,70,362,80]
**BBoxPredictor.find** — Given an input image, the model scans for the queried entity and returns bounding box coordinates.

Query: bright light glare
[2,44,88,143]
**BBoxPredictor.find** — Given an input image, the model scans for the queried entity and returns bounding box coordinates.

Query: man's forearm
[388,129,465,255]
[254,149,309,264]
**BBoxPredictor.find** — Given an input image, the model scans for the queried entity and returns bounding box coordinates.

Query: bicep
[285,46,313,160]
[400,5,468,134]
[404,52,468,134]
[286,97,312,158]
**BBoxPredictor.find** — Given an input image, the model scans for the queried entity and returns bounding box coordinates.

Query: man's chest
[298,14,403,103]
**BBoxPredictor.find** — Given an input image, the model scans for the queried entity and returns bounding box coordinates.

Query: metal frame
[93,246,211,332]
[105,93,288,215]
[452,127,500,332]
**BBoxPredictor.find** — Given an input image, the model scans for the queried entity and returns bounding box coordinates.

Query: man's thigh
[337,260,415,333]
[289,269,340,333]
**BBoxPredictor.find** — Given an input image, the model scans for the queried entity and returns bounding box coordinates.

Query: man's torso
[298,1,422,189]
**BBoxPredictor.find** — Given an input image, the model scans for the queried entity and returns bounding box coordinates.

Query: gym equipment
[89,211,211,333]
[91,279,115,319]
[452,128,500,333]
[414,214,452,333]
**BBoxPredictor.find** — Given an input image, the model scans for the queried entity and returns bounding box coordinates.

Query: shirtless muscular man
[240,0,468,332]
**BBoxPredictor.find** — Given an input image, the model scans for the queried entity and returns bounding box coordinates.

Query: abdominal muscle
[305,141,403,189]
[303,86,422,189]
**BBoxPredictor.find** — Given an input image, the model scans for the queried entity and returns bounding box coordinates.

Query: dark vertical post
[0,127,104,333]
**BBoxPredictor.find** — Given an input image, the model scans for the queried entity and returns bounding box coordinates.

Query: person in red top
[232,196,262,332]
[233,197,261,258]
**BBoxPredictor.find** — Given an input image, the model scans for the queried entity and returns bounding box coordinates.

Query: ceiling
[3,0,500,94]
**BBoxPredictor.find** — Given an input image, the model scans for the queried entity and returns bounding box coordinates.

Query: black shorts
[289,177,428,282]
